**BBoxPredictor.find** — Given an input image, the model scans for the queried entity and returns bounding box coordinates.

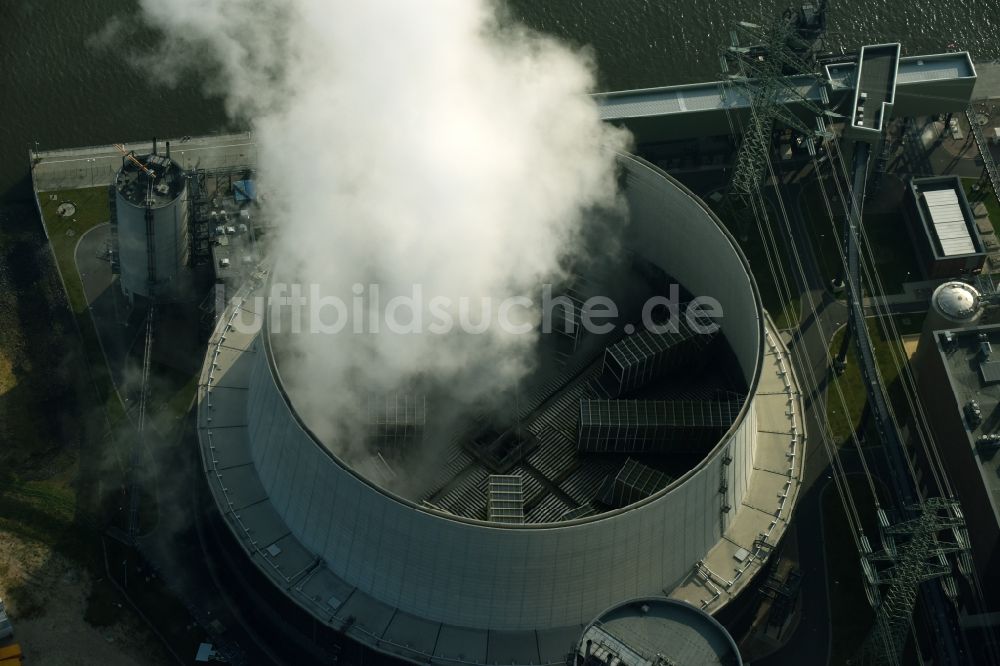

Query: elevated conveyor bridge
[594,52,977,144]
[831,43,971,658]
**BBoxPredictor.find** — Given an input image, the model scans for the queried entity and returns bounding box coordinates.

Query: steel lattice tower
[722,15,833,199]
[860,498,973,666]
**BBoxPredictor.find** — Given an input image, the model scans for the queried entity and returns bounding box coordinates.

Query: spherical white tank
[921,281,983,341]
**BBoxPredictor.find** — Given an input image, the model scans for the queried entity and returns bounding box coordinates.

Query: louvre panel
[366,392,426,452]
[578,398,742,453]
[599,314,717,396]
[599,458,674,508]
[488,475,525,524]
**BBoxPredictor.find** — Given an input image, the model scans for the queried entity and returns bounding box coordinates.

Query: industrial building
[29,39,982,665]
[102,136,263,314]
[110,142,190,303]
[914,284,1000,614]
[904,176,986,278]
[197,154,806,664]
[842,43,900,140]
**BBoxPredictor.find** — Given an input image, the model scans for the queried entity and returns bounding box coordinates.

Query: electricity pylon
[721,13,835,200]
[859,498,972,666]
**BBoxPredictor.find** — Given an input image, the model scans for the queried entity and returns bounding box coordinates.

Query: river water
[2,0,999,205]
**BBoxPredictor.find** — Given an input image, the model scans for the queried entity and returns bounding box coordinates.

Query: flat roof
[850,44,900,133]
[595,51,974,124]
[827,51,976,90]
[911,177,983,260]
[594,76,826,121]
[924,189,976,256]
[931,325,1000,525]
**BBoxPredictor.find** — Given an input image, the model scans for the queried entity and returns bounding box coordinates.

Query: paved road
[31,132,257,192]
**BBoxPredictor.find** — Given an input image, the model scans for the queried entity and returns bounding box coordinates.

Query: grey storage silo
[112,151,189,302]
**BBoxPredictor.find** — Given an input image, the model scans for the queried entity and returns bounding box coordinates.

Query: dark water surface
[2,0,999,204]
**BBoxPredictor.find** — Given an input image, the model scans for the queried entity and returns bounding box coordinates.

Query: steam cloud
[137,0,631,485]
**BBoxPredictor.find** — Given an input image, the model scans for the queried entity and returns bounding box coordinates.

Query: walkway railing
[966,104,1000,202]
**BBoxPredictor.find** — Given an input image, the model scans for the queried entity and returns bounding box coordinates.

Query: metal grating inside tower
[598,313,717,397]
[578,398,744,453]
[598,458,675,508]
[366,392,426,453]
[487,475,526,524]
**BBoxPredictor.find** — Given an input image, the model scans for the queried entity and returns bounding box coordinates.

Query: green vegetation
[0,188,182,659]
[39,187,111,312]
[38,187,126,426]
[825,313,925,443]
[0,193,126,634]
[823,475,883,665]
[801,179,922,295]
[0,479,81,556]
[962,178,1000,238]
[0,212,81,465]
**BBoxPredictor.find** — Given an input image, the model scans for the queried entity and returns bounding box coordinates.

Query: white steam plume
[138,0,631,484]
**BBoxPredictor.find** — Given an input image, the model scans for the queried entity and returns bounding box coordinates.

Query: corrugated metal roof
[595,77,824,121]
[897,58,970,83]
[924,188,976,256]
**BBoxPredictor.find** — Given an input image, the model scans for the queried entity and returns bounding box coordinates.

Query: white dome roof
[933,281,982,321]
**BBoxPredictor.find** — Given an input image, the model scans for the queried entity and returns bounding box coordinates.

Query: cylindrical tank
[915,281,983,372]
[923,281,983,337]
[576,597,743,666]
[114,153,189,302]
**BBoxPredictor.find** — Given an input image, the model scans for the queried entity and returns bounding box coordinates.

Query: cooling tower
[197,154,805,664]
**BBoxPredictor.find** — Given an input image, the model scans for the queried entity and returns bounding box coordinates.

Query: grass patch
[962,178,1000,238]
[823,475,882,665]
[0,478,84,555]
[801,179,922,294]
[825,313,925,442]
[0,206,81,466]
[37,187,111,313]
[37,187,126,426]
[0,192,119,617]
[0,349,15,395]
[1,190,197,656]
